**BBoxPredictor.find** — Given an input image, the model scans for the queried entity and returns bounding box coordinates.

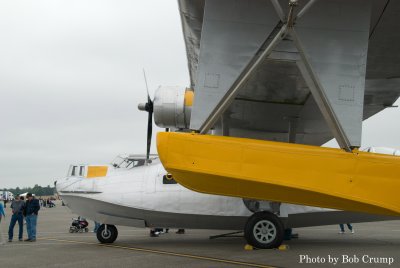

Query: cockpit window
[111,155,147,169]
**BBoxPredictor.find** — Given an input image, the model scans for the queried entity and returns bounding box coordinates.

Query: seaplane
[57,0,400,249]
[55,149,398,249]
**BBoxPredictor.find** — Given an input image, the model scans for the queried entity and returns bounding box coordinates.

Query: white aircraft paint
[56,156,333,230]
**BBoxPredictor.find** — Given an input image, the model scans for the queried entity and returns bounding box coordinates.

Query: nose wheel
[97,224,118,244]
[244,212,284,249]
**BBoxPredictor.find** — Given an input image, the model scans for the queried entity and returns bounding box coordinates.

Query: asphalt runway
[0,201,399,268]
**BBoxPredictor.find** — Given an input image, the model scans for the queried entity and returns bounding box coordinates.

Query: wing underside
[178,0,400,146]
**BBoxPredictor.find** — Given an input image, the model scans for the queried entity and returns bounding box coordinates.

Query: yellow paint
[86,166,108,178]
[278,245,289,251]
[157,132,400,217]
[244,244,254,250]
[184,89,194,106]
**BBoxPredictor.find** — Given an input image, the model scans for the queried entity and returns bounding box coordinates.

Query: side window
[163,174,177,184]
[79,166,85,177]
[71,166,77,176]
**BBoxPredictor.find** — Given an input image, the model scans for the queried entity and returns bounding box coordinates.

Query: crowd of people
[38,197,56,208]
[0,193,40,245]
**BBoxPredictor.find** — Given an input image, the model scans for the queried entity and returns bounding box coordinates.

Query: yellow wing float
[157,132,400,217]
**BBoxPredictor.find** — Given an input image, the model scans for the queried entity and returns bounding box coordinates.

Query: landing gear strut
[97,224,118,244]
[244,212,284,249]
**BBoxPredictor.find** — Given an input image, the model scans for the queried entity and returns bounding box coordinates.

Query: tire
[85,228,89,233]
[244,212,284,249]
[96,224,118,244]
[69,228,74,233]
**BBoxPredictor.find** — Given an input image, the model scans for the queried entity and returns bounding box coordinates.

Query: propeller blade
[141,68,153,162]
[146,104,153,161]
[143,69,150,101]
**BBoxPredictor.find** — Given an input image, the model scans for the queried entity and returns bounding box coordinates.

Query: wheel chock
[244,244,254,250]
[244,244,289,250]
[278,244,289,251]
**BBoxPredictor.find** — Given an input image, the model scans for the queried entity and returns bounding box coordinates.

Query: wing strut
[292,30,353,151]
[199,24,289,134]
[194,0,370,151]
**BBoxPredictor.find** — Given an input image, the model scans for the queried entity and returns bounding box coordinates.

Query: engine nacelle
[153,86,193,129]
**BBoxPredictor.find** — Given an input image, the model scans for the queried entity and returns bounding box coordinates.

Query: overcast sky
[1,1,399,189]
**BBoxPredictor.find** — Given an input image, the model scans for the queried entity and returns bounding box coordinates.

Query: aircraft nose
[55,177,78,193]
[55,178,66,193]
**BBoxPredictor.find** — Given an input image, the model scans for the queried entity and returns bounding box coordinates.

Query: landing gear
[96,224,118,244]
[244,212,284,249]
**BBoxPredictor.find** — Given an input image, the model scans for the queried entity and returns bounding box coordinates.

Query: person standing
[8,195,25,242]
[93,221,100,233]
[25,193,40,242]
[0,201,5,245]
[339,223,354,234]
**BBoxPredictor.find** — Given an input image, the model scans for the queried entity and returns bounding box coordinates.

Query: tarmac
[0,201,399,268]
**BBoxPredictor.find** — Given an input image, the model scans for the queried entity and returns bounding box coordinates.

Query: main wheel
[96,224,118,244]
[244,212,284,249]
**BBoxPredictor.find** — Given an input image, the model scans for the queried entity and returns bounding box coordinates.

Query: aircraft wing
[178,0,400,147]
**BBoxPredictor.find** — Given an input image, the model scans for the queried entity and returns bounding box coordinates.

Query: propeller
[137,69,153,162]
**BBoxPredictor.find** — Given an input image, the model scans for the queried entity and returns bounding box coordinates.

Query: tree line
[3,184,56,196]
